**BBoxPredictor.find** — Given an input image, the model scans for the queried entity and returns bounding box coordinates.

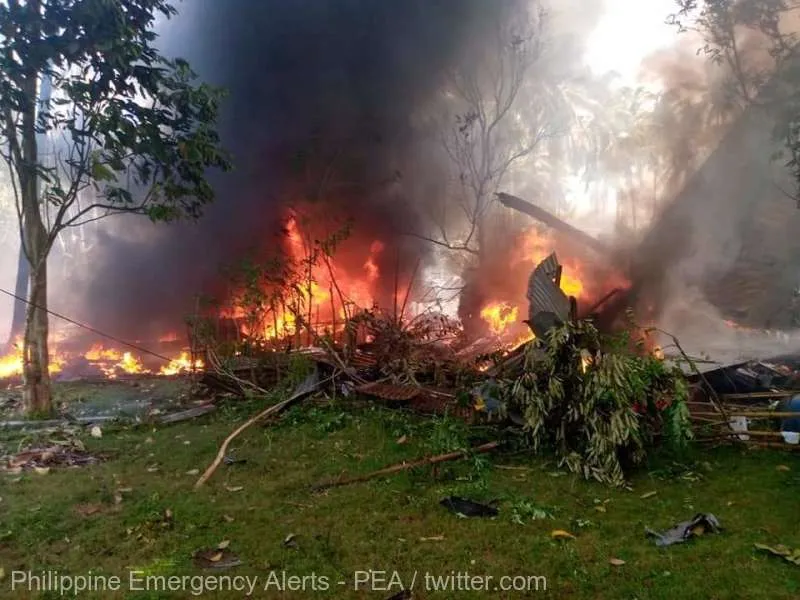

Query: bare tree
[420,3,550,263]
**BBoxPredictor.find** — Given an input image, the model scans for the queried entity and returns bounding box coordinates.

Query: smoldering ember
[1,1,799,598]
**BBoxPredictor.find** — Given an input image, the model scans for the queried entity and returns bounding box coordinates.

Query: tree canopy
[0,0,230,414]
[0,0,230,247]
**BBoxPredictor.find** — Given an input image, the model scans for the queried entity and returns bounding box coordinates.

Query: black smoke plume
[62,0,527,341]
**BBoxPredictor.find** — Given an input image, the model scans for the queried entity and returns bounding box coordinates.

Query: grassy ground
[1,378,799,599]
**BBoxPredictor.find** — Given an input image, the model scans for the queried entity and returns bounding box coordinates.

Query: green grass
[1,381,799,599]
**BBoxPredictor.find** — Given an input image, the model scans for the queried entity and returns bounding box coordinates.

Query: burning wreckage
[3,194,800,486]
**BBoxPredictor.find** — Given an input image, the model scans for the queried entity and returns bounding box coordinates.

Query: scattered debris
[754,543,800,566]
[90,425,103,438]
[192,548,242,569]
[645,513,721,547]
[2,444,103,473]
[551,530,576,540]
[440,497,498,518]
[609,558,626,566]
[158,403,216,424]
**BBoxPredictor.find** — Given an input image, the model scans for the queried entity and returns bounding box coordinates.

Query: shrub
[501,320,691,486]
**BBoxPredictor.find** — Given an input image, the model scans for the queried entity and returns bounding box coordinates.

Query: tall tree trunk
[6,242,28,346]
[22,253,50,414]
[20,146,52,414]
[18,0,51,415]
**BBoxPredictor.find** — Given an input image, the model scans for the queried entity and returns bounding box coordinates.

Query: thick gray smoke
[58,0,531,341]
[632,14,800,365]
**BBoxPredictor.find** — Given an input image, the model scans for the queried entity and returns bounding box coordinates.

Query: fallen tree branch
[194,372,323,489]
[310,441,500,492]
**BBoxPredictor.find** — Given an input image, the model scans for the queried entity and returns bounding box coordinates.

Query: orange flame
[476,225,614,341]
[118,352,146,375]
[159,352,204,376]
[480,302,519,336]
[83,345,148,378]
[230,213,389,342]
[0,338,204,381]
[84,344,122,362]
[0,337,64,378]
[363,240,384,282]
[513,227,585,297]
[0,343,23,379]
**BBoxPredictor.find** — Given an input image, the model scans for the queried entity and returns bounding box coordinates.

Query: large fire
[0,210,402,382]
[478,225,629,341]
[0,338,65,379]
[480,303,519,336]
[0,213,629,382]
[226,212,399,343]
[0,338,202,381]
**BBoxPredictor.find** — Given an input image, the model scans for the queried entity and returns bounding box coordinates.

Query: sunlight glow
[583,0,678,89]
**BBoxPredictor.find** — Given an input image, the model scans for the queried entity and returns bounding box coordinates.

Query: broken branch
[194,373,323,489]
[311,441,500,492]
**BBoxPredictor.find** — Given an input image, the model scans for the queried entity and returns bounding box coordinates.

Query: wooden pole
[720,391,793,400]
[692,411,799,419]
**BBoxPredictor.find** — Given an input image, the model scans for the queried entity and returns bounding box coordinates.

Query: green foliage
[501,320,692,486]
[509,499,555,525]
[0,0,230,234]
[424,413,472,455]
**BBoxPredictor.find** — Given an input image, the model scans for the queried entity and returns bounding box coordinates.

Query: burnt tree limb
[495,193,610,254]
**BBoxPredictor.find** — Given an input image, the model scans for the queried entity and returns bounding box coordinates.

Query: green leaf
[91,159,117,182]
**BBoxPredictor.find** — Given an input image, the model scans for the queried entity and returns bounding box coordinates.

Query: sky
[561,0,683,221]
[584,0,680,88]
